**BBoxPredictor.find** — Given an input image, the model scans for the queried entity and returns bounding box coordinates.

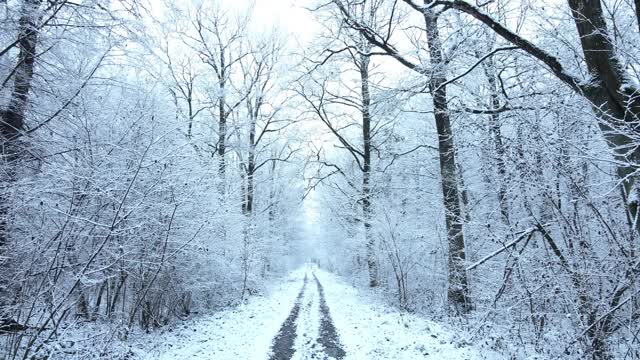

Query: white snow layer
[313,269,501,360]
[129,265,504,360]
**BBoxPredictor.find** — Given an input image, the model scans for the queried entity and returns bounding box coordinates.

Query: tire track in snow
[269,271,346,360]
[269,274,308,360]
[291,279,321,359]
[313,273,346,360]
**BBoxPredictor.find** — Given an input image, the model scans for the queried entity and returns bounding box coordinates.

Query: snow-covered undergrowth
[129,268,307,360]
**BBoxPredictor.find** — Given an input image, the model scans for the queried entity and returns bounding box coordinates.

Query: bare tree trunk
[360,52,378,288]
[566,0,640,235]
[245,114,256,215]
[484,59,510,227]
[216,51,228,246]
[76,292,89,320]
[634,0,640,33]
[240,223,250,299]
[92,280,107,320]
[456,163,471,224]
[1,0,39,140]
[268,159,277,224]
[240,101,257,298]
[0,0,41,322]
[108,271,127,318]
[217,62,227,196]
[0,0,40,250]
[422,6,472,314]
[187,91,194,139]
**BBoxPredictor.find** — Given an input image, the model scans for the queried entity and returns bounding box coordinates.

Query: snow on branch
[466,226,539,271]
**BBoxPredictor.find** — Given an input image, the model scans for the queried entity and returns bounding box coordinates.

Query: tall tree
[189,4,252,195]
[303,0,388,287]
[330,0,472,312]
[237,34,297,296]
[0,0,41,249]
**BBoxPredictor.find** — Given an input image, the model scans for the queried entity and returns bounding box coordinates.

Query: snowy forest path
[134,266,501,360]
[269,270,346,360]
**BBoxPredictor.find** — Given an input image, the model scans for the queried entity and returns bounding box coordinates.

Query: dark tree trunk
[108,271,127,318]
[566,0,640,235]
[218,82,227,192]
[187,91,194,139]
[76,292,89,319]
[422,6,472,314]
[0,1,41,319]
[240,101,257,299]
[483,60,510,226]
[360,52,378,288]
[1,0,39,139]
[634,0,640,33]
[245,111,256,215]
[92,280,107,320]
[269,159,277,222]
[216,50,228,245]
[0,0,41,250]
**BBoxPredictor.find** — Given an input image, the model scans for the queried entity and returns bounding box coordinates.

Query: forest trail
[135,266,502,360]
[269,272,346,360]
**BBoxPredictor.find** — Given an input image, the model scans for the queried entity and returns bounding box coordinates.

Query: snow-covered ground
[128,265,504,360]
[131,268,308,360]
[314,269,501,360]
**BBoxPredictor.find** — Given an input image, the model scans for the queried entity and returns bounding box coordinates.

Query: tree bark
[423,6,472,314]
[245,106,256,215]
[92,280,107,320]
[187,88,194,139]
[360,52,378,287]
[566,0,640,234]
[0,1,41,319]
[1,0,40,139]
[0,0,41,250]
[634,0,640,33]
[217,52,227,196]
[483,56,510,226]
[216,48,228,245]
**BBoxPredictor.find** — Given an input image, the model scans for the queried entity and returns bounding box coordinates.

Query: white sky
[253,0,315,30]
[230,0,319,43]
[145,0,320,47]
